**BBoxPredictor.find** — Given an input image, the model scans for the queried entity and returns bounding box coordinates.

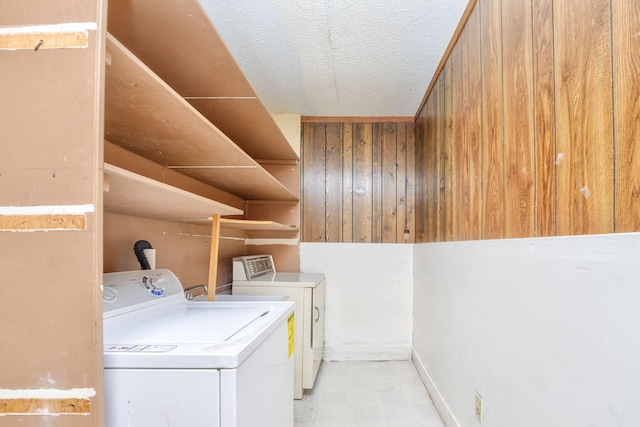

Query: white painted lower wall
[300,243,414,361]
[413,233,640,427]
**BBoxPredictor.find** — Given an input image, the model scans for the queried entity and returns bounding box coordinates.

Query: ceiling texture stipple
[199,0,469,118]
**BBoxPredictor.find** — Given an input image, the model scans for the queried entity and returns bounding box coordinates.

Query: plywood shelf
[104,33,298,202]
[103,163,243,222]
[107,0,298,162]
[220,219,299,232]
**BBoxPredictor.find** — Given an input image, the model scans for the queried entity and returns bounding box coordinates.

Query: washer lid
[105,305,269,345]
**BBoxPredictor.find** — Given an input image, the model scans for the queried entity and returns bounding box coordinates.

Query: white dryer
[231,255,325,399]
[103,269,295,427]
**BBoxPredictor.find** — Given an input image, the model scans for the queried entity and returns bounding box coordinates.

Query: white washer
[231,255,325,399]
[103,269,295,427]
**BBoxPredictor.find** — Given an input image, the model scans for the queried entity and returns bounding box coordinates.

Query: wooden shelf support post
[208,214,221,301]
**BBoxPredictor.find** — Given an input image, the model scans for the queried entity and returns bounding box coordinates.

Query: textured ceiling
[199,1,469,118]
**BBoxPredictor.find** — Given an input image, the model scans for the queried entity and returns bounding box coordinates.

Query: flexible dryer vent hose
[133,240,153,270]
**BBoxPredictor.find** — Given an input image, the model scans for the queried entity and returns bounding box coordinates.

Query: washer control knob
[142,276,165,297]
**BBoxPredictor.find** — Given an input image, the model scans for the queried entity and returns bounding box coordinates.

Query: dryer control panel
[233,255,275,281]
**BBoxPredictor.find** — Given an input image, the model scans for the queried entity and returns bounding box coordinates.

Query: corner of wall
[412,349,461,427]
[271,113,301,157]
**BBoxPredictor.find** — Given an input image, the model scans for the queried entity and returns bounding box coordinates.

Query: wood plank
[397,123,408,241]
[208,214,221,301]
[219,219,298,231]
[353,123,373,242]
[451,39,465,241]
[532,0,557,237]
[502,0,535,238]
[612,0,640,232]
[436,73,447,242]
[480,0,505,240]
[381,123,398,243]
[460,25,471,241]
[554,0,614,235]
[406,122,417,243]
[425,94,438,243]
[325,122,343,242]
[443,58,454,242]
[103,164,242,221]
[301,123,327,242]
[185,98,298,160]
[415,100,427,242]
[467,6,483,240]
[342,124,354,242]
[372,124,383,243]
[104,140,245,212]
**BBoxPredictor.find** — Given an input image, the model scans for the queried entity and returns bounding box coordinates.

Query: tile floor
[294,360,445,427]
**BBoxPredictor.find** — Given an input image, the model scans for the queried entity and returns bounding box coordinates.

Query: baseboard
[412,349,461,427]
[323,345,412,361]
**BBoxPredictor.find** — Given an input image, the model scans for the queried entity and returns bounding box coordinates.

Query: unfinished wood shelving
[106,0,299,162]
[220,219,299,232]
[103,0,302,290]
[104,34,298,202]
[103,163,242,222]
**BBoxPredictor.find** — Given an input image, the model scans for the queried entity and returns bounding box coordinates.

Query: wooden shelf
[220,219,299,232]
[107,0,298,162]
[104,33,298,202]
[103,163,242,222]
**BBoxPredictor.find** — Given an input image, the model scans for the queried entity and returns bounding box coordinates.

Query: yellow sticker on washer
[287,313,295,359]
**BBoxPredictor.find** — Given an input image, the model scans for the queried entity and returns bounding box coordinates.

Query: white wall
[272,113,301,157]
[413,233,640,427]
[301,243,413,360]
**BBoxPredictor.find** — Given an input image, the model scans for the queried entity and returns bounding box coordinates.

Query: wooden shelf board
[107,0,298,162]
[104,34,298,201]
[220,219,299,232]
[104,163,242,222]
[186,98,298,160]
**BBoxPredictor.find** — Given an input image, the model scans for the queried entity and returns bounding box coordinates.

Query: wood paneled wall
[415,0,640,242]
[301,121,415,243]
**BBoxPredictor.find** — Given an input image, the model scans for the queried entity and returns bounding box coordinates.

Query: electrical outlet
[475,392,483,423]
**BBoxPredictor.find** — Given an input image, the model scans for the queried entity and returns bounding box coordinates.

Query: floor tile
[294,360,445,427]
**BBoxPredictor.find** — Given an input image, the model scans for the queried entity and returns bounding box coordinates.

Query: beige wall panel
[1,2,98,25]
[0,3,105,423]
[104,213,214,286]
